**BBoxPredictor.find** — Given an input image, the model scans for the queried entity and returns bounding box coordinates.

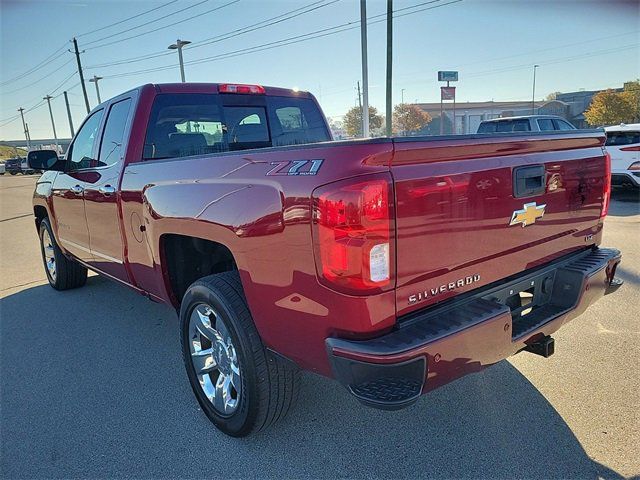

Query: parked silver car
[477,115,576,133]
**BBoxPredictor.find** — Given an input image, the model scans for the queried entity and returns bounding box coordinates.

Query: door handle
[98,185,116,196]
[70,185,84,195]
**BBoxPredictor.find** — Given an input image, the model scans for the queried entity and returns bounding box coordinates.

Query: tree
[584,89,638,126]
[545,91,562,101]
[621,80,640,122]
[393,104,432,134]
[343,106,384,137]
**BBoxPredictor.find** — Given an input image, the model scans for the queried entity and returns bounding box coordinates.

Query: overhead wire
[85,0,337,69]
[84,0,240,50]
[75,0,178,38]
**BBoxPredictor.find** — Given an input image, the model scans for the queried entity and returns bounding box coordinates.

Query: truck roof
[148,83,312,98]
[604,123,640,132]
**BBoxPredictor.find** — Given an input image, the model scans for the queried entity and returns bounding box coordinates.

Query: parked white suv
[605,123,640,190]
[477,115,576,133]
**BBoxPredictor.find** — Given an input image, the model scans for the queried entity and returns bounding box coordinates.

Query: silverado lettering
[408,274,482,305]
[28,82,622,437]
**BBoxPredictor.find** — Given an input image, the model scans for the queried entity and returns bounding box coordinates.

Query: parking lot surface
[1,174,638,479]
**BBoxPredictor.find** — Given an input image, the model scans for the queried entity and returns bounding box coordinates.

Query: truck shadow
[608,189,640,217]
[0,277,628,479]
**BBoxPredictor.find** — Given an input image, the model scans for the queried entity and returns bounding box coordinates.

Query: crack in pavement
[0,213,32,222]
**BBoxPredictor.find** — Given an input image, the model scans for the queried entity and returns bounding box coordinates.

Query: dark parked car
[4,158,23,175]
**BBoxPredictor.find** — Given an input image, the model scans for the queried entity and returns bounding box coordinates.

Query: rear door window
[98,98,132,167]
[553,119,575,130]
[477,122,497,133]
[537,118,555,131]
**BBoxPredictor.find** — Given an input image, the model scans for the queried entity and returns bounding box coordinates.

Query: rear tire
[180,271,300,437]
[39,217,87,290]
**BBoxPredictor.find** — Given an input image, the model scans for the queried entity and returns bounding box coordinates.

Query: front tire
[180,271,299,437]
[39,218,87,290]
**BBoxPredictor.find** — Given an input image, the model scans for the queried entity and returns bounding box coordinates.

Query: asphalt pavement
[1,174,638,479]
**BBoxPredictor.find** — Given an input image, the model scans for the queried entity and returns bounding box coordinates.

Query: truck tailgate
[391,131,608,317]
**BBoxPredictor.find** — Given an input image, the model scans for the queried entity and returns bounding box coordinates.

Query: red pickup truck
[28,83,622,437]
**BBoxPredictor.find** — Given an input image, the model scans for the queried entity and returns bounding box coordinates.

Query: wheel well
[163,234,237,304]
[34,206,47,230]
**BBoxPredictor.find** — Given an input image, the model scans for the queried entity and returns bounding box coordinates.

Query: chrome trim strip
[59,237,91,254]
[59,238,123,264]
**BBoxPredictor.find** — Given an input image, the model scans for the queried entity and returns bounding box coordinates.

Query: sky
[1,0,638,140]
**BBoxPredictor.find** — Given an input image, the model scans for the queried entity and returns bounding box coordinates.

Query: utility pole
[357,81,363,136]
[360,0,369,138]
[17,107,31,151]
[43,95,60,153]
[531,64,539,115]
[385,0,393,137]
[63,91,75,136]
[72,37,91,114]
[168,39,191,82]
[89,75,103,104]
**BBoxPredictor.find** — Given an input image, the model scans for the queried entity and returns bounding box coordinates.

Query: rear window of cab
[142,94,331,160]
[606,131,640,146]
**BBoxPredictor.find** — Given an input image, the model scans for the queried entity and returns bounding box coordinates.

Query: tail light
[218,83,265,94]
[620,146,640,152]
[628,161,640,171]
[601,151,611,218]
[312,175,395,295]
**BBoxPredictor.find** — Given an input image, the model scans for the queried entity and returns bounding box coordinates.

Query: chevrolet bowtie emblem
[509,202,546,227]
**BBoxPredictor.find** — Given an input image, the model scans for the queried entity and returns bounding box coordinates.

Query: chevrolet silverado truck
[28,83,622,437]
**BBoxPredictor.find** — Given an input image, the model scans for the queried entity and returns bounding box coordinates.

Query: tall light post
[43,95,60,153]
[89,75,103,104]
[532,64,539,115]
[359,1,369,138]
[168,39,191,83]
[401,88,406,104]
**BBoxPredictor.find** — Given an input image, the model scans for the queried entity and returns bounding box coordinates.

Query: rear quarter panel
[120,140,394,375]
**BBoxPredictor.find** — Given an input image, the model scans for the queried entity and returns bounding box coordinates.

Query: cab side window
[98,98,132,167]
[67,110,104,171]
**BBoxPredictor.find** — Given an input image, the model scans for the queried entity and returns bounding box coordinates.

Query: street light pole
[168,39,191,83]
[43,95,60,153]
[17,107,31,151]
[384,0,393,137]
[532,64,539,115]
[89,75,103,104]
[360,1,369,138]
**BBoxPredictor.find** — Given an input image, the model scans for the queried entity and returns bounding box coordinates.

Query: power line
[85,0,337,69]
[100,0,461,79]
[2,58,75,95]
[0,43,69,86]
[83,0,208,47]
[76,0,178,38]
[85,0,240,51]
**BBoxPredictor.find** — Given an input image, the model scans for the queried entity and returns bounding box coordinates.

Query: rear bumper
[326,247,622,410]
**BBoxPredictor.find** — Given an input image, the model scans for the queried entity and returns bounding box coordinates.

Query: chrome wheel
[41,229,56,282]
[188,303,241,415]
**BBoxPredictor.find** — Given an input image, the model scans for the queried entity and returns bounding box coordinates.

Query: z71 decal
[266,159,324,176]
